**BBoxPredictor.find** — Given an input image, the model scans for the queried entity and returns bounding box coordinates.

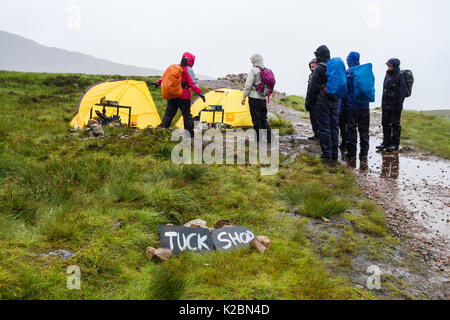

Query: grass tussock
[277,96,307,113]
[402,111,450,159]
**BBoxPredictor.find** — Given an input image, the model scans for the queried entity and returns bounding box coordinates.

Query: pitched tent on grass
[70,80,161,130]
[175,88,253,129]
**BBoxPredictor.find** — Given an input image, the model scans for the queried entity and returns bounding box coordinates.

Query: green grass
[269,115,295,136]
[402,111,450,159]
[277,96,307,112]
[0,71,409,300]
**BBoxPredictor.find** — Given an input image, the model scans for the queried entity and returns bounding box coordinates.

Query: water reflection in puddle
[346,137,450,241]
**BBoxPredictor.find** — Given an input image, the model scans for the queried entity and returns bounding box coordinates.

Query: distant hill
[0,31,211,79]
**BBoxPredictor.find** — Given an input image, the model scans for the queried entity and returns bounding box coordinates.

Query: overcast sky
[1,0,449,110]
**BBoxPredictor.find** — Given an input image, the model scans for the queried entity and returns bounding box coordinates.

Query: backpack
[320,58,348,99]
[256,67,276,102]
[352,63,376,104]
[400,69,414,98]
[161,64,183,100]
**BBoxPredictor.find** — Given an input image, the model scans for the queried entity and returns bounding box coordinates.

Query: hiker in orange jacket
[158,52,205,137]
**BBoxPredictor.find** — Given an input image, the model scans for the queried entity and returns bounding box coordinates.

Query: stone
[90,124,105,137]
[154,248,172,261]
[39,250,75,260]
[250,239,267,254]
[267,112,278,121]
[190,223,209,229]
[257,236,271,248]
[145,247,172,261]
[87,119,98,126]
[213,219,239,229]
[145,247,156,259]
[184,219,207,228]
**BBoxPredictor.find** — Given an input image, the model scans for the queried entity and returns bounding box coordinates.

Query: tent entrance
[90,100,133,127]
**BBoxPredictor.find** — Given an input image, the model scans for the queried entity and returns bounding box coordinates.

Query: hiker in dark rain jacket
[343,51,370,161]
[308,45,340,161]
[377,58,407,152]
[305,58,319,140]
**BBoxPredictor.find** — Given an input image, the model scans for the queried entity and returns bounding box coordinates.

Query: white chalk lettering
[165,232,178,250]
[198,234,211,250]
[217,232,232,250]
[186,233,197,251]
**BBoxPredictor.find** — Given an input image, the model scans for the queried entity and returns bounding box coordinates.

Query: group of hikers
[305,45,409,163]
[157,46,411,163]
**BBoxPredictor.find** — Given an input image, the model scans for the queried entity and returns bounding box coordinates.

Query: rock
[90,124,105,137]
[145,247,156,259]
[190,223,209,229]
[154,248,172,261]
[113,220,126,230]
[250,239,267,254]
[257,236,271,248]
[87,119,98,126]
[39,250,75,260]
[145,247,172,261]
[267,112,278,121]
[214,219,239,229]
[184,219,207,228]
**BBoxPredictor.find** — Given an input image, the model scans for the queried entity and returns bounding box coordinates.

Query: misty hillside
[0,31,163,77]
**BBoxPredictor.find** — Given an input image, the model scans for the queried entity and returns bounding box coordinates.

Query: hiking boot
[376,144,387,150]
[345,152,356,161]
[359,154,368,162]
[308,136,319,141]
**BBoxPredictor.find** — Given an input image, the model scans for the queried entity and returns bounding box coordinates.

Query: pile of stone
[87,119,105,138]
[145,218,271,262]
[217,73,248,85]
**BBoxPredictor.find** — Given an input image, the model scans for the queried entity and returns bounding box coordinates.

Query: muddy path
[268,100,450,299]
[269,100,450,270]
[269,100,449,271]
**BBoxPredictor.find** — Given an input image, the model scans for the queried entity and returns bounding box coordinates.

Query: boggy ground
[269,97,449,299]
[0,72,448,300]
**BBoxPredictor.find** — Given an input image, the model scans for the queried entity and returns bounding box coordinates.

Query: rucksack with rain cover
[256,67,276,102]
[400,69,414,98]
[161,65,183,100]
[320,58,348,99]
[352,63,376,104]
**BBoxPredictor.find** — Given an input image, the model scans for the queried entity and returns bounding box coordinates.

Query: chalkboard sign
[159,225,215,255]
[211,227,256,251]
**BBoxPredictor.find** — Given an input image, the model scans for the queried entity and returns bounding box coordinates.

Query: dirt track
[268,99,450,272]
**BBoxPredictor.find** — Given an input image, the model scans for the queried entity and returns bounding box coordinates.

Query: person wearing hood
[377,58,407,152]
[343,51,371,161]
[158,52,205,137]
[305,58,319,140]
[308,45,340,161]
[242,54,272,143]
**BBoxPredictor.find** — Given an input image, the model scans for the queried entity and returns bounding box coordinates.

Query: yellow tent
[175,88,253,128]
[70,80,161,130]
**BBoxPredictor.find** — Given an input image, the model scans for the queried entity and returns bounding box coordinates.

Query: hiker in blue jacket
[308,45,340,161]
[343,52,370,161]
[377,58,407,152]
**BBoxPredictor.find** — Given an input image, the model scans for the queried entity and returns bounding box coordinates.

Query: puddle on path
[346,131,449,244]
[270,102,449,266]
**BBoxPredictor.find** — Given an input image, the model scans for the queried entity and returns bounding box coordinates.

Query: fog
[1,0,449,110]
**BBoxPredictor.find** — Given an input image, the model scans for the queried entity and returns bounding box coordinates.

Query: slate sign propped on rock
[159,225,257,255]
[159,225,214,255]
[211,227,256,251]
